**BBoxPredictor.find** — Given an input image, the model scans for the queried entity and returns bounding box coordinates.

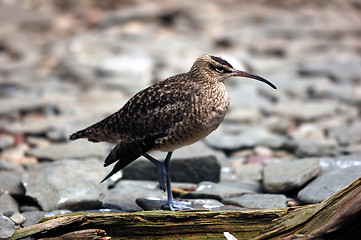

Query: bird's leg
[143,153,167,192]
[161,151,191,211]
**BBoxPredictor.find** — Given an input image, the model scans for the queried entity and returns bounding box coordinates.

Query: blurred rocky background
[0,0,361,238]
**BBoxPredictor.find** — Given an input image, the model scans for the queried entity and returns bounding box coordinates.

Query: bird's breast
[155,82,230,152]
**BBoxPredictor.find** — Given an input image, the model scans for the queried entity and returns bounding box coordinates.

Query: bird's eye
[214,66,225,73]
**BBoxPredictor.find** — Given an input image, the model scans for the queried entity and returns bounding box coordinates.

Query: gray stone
[223,193,287,209]
[205,123,287,151]
[298,165,361,204]
[0,135,14,150]
[328,122,361,146]
[26,141,110,161]
[263,158,322,193]
[122,142,224,183]
[295,138,339,157]
[22,159,108,211]
[271,100,338,121]
[0,159,23,172]
[10,212,26,225]
[0,97,46,116]
[21,211,46,227]
[102,180,165,211]
[0,214,15,239]
[0,171,25,195]
[182,180,261,200]
[0,193,19,216]
[234,163,263,181]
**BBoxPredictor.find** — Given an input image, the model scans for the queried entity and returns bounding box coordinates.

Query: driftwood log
[11,177,361,240]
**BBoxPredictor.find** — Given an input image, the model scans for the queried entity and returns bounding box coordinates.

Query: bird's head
[190,54,277,89]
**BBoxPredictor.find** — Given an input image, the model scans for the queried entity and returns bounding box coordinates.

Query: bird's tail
[69,129,88,141]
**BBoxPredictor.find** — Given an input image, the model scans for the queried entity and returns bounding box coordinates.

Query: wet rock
[0,171,25,195]
[298,165,361,204]
[22,158,107,211]
[182,180,261,200]
[263,158,322,193]
[21,211,46,227]
[223,193,287,209]
[0,193,19,216]
[0,215,15,239]
[26,141,110,161]
[102,180,165,211]
[205,123,287,151]
[122,142,224,183]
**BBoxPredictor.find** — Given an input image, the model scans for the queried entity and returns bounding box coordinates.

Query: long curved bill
[232,70,277,89]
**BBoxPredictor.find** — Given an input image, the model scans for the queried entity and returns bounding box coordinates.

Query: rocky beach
[0,0,361,238]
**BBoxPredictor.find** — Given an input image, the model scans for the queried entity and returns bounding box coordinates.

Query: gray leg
[161,152,191,211]
[143,153,167,192]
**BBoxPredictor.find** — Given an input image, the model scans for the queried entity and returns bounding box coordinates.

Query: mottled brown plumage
[70,54,276,210]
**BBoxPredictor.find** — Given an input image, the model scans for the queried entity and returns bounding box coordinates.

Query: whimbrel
[69,54,276,210]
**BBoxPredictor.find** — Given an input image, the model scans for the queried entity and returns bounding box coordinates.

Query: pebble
[10,212,26,224]
[263,158,322,193]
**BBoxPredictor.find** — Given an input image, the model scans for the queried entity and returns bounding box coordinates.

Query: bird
[69,54,277,211]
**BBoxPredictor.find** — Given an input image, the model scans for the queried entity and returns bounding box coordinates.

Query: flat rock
[20,211,46,227]
[263,158,322,193]
[297,165,361,204]
[0,97,47,116]
[205,123,287,151]
[223,193,287,209]
[0,193,19,216]
[182,180,261,200]
[295,138,339,157]
[328,122,361,146]
[271,100,338,121]
[319,154,361,172]
[0,215,15,239]
[102,180,165,211]
[0,159,24,172]
[22,158,108,211]
[0,134,14,150]
[122,142,224,183]
[234,163,263,181]
[26,141,110,161]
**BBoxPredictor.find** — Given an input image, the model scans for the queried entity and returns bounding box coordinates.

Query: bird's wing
[101,132,166,183]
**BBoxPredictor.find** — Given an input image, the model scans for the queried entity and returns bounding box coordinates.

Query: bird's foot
[157,164,167,192]
[161,200,192,211]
